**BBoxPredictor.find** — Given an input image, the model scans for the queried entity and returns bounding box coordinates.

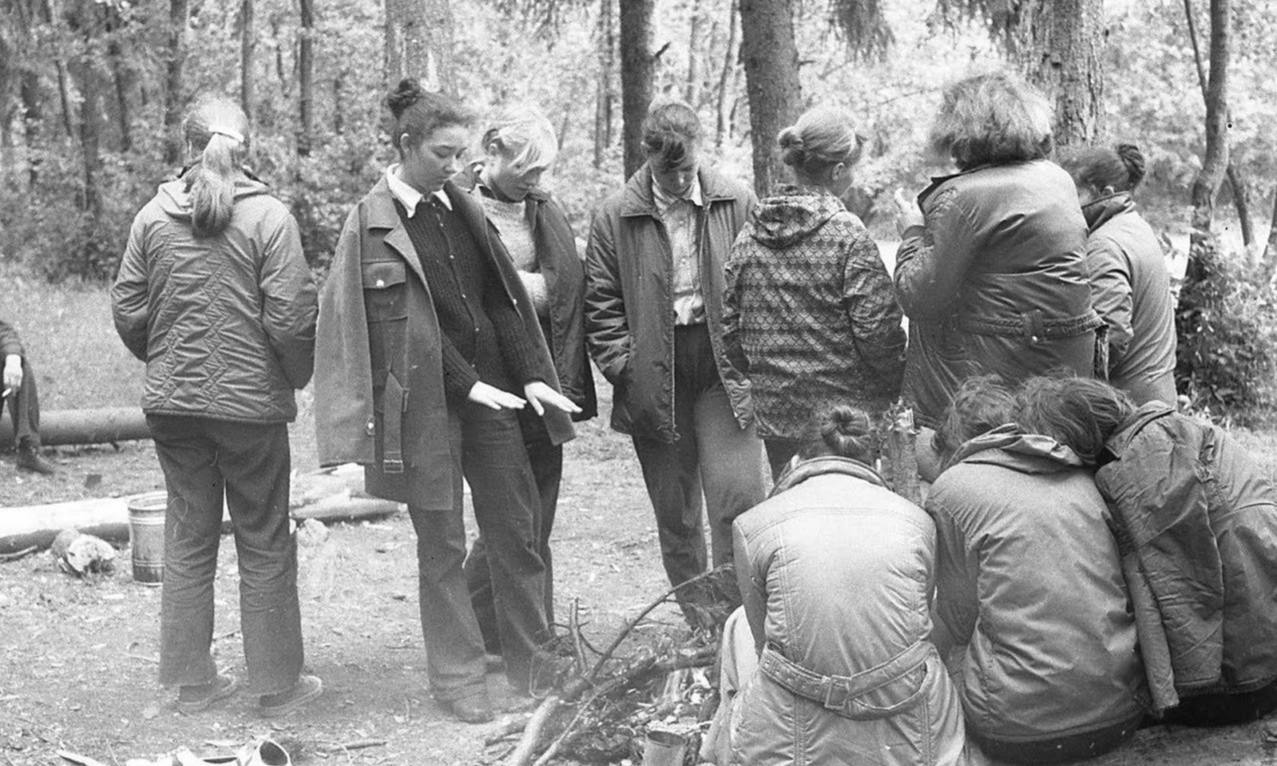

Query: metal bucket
[127,490,167,586]
[641,729,688,766]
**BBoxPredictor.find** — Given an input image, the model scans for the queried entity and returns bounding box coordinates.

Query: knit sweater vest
[395,198,539,401]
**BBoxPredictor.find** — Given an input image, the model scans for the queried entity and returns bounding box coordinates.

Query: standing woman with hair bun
[112,97,321,717]
[724,105,905,478]
[314,80,580,724]
[1060,143,1177,405]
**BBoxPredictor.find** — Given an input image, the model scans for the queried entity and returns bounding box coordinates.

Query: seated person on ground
[927,376,1146,764]
[1017,375,1277,726]
[0,319,55,474]
[703,404,979,766]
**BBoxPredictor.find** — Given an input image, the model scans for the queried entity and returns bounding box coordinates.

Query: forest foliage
[1,0,1276,414]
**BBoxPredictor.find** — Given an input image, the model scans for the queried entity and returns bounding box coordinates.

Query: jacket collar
[1081,191,1137,233]
[946,423,1084,474]
[1104,401,1176,459]
[620,163,740,218]
[770,455,886,497]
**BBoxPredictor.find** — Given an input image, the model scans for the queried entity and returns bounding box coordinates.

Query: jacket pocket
[362,260,408,322]
[363,260,408,389]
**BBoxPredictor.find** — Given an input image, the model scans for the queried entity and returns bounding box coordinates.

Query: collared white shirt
[386,164,452,217]
[651,175,705,325]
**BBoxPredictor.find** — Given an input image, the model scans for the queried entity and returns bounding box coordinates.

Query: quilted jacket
[723,187,905,439]
[112,173,317,423]
[894,161,1100,427]
[1097,402,1277,709]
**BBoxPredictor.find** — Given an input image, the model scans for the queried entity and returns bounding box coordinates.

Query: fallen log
[1,407,150,446]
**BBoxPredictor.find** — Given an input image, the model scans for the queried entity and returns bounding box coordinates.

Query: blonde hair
[481,105,559,172]
[928,71,1053,170]
[778,105,863,183]
[182,98,250,237]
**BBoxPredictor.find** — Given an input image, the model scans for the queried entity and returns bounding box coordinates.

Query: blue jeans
[148,415,303,696]
[410,401,547,700]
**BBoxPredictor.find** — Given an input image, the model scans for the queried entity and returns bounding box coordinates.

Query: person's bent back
[927,378,1145,764]
[723,406,976,765]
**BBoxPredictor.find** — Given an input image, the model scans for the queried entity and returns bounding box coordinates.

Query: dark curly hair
[1060,143,1147,195]
[386,78,475,156]
[1016,376,1135,465]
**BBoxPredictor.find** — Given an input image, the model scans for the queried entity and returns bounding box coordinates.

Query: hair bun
[778,126,804,150]
[387,78,425,120]
[1115,143,1146,188]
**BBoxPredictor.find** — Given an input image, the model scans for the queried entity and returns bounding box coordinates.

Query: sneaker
[258,674,323,718]
[16,444,55,475]
[176,673,240,713]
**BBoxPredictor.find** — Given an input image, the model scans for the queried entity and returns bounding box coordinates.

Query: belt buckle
[821,677,846,711]
[383,458,404,474]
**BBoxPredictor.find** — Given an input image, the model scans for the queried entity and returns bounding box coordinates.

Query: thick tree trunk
[619,0,654,179]
[240,0,255,122]
[685,0,703,106]
[738,0,802,196]
[715,0,738,149]
[384,0,456,94]
[19,72,40,185]
[298,0,314,156]
[1014,0,1104,147]
[163,0,188,165]
[593,0,615,169]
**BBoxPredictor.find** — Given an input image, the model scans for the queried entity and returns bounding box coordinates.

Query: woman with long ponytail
[112,96,321,717]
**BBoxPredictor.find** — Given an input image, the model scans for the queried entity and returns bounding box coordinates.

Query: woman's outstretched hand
[893,188,924,236]
[523,381,583,417]
[467,381,527,411]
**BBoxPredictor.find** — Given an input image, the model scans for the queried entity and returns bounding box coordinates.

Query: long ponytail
[182,99,250,237]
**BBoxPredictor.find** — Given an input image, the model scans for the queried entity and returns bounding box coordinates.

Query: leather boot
[16,441,55,475]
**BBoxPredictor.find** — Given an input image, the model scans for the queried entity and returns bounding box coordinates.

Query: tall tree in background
[618,0,653,178]
[593,0,615,169]
[737,0,801,195]
[385,0,456,93]
[240,0,255,121]
[163,0,188,165]
[297,0,314,155]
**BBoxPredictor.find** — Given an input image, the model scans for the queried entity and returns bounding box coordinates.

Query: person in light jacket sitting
[704,404,980,766]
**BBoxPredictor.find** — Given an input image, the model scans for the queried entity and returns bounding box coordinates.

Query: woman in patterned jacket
[724,105,906,478]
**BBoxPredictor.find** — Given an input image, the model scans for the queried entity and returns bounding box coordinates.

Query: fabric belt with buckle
[758,640,934,721]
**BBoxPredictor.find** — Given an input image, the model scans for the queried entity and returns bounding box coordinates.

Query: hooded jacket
[723,187,905,439]
[314,177,573,508]
[894,161,1101,428]
[729,456,975,765]
[585,164,755,441]
[1083,193,1177,405]
[112,173,317,423]
[1097,402,1277,709]
[928,426,1146,744]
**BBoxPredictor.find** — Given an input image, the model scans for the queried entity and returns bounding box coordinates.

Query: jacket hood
[156,170,271,221]
[1104,400,1175,459]
[749,186,843,249]
[1082,191,1137,233]
[947,423,1085,474]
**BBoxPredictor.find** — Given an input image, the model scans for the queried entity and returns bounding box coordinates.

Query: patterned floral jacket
[723,187,905,439]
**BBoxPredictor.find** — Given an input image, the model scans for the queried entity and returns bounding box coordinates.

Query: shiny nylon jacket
[1098,403,1277,703]
[729,457,975,765]
[112,175,317,423]
[894,160,1100,427]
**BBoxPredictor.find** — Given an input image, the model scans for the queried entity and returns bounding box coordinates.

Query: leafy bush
[1174,237,1277,423]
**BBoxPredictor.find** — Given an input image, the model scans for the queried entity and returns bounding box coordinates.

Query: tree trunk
[738,0,802,196]
[1264,188,1277,268]
[619,0,654,179]
[384,0,456,94]
[715,0,738,150]
[684,0,703,106]
[332,70,345,134]
[240,0,255,122]
[1012,0,1103,147]
[593,0,615,169]
[1183,0,1253,248]
[19,71,41,185]
[298,0,314,156]
[163,0,188,165]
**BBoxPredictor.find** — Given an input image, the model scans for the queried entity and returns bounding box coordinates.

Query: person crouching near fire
[926,376,1146,763]
[701,404,981,766]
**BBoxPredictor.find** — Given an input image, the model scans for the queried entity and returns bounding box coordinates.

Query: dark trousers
[970,712,1143,764]
[4,357,40,448]
[1161,682,1277,726]
[763,438,801,481]
[464,413,561,654]
[148,415,303,696]
[631,325,768,592]
[410,401,547,700]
